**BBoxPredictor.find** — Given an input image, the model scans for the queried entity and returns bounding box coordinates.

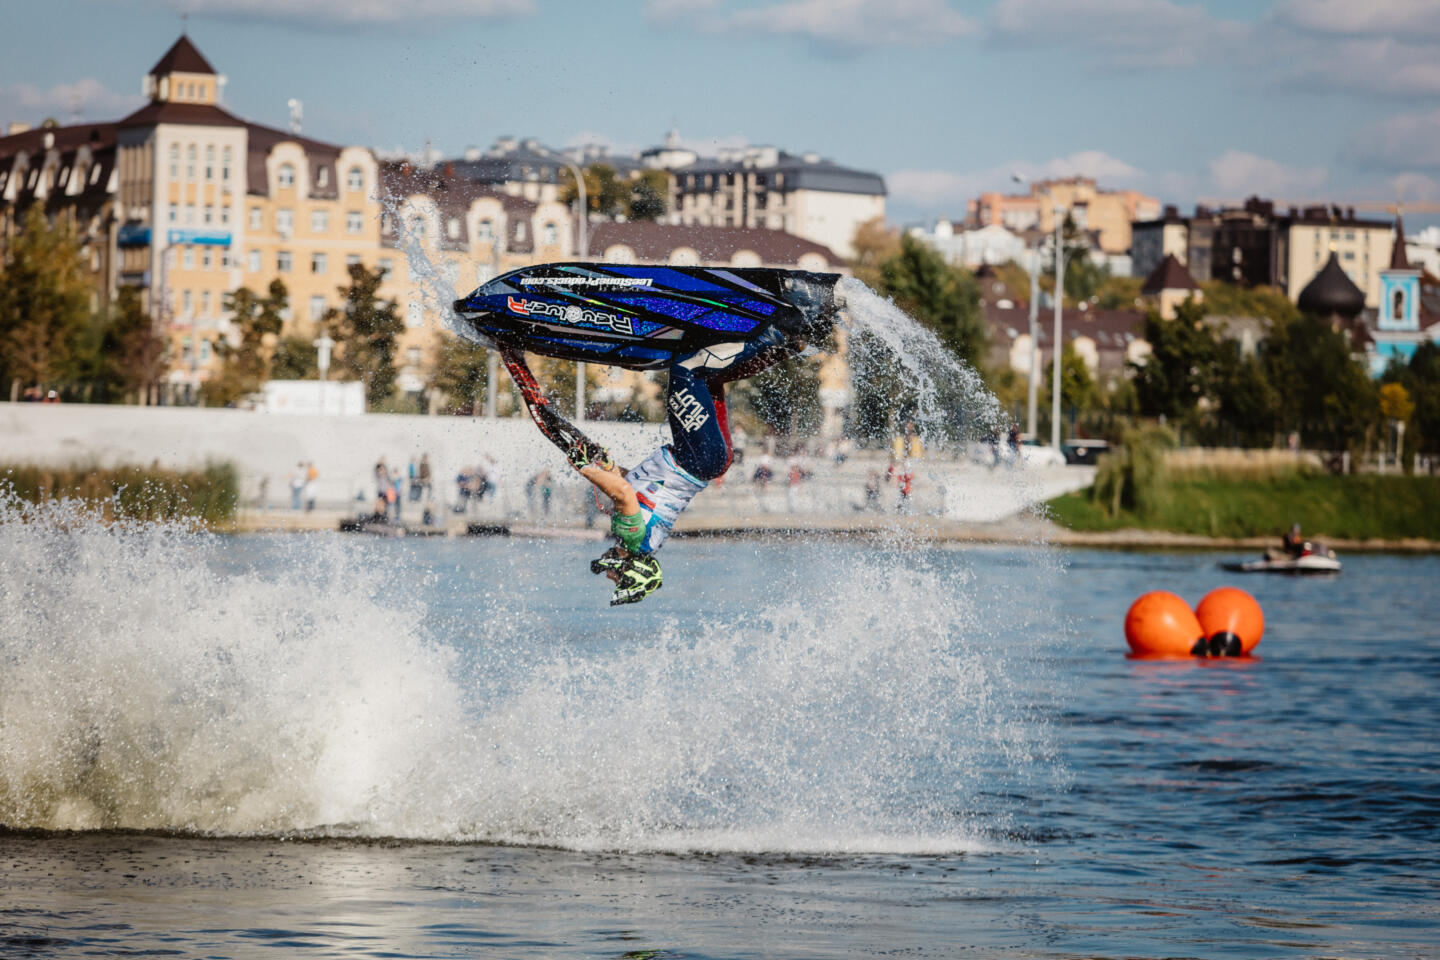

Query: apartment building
[968,177,1161,257]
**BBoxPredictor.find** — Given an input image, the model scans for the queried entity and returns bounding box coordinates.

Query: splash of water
[0,497,1056,852]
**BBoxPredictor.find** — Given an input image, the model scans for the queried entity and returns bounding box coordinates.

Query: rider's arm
[580,462,640,516]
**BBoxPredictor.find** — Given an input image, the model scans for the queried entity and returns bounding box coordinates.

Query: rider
[506,326,803,605]
[1281,523,1305,558]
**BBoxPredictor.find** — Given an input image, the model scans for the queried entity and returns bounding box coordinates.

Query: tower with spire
[1378,214,1420,334]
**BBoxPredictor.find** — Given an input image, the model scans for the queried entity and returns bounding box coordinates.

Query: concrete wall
[1,402,667,511]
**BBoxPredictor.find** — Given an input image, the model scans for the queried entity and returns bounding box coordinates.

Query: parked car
[1062,439,1111,465]
[1020,437,1067,468]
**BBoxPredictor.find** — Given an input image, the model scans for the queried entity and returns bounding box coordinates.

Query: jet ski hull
[451,262,840,370]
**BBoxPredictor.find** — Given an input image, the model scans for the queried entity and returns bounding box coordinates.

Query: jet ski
[1220,543,1341,574]
[451,262,841,370]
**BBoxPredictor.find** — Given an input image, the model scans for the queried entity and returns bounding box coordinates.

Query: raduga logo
[506,296,635,336]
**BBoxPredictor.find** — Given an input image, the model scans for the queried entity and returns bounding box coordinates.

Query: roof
[149,36,216,77]
[984,303,1145,350]
[118,101,244,129]
[1390,216,1413,271]
[680,152,886,197]
[1298,252,1365,319]
[0,122,114,160]
[1141,253,1200,294]
[587,221,840,267]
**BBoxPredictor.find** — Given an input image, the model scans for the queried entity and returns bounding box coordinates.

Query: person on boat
[504,327,803,605]
[1282,523,1305,558]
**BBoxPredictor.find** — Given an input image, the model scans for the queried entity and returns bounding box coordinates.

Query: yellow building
[968,177,1161,256]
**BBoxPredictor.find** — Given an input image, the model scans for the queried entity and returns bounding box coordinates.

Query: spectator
[864,471,882,511]
[289,463,305,510]
[408,457,422,502]
[303,462,318,512]
[418,454,433,501]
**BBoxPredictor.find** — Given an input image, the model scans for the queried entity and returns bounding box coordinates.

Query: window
[317,167,329,189]
[250,207,262,230]
[203,204,213,225]
[543,222,557,245]
[278,163,295,189]
[311,252,327,275]
[346,211,363,235]
[182,338,193,363]
[186,145,196,180]
[222,146,231,183]
[201,290,211,315]
[169,144,179,178]
[347,167,363,191]
[183,248,194,269]
[407,347,422,365]
[311,209,329,233]
[200,340,211,362]
[447,217,461,240]
[478,219,493,240]
[408,215,426,240]
[185,203,196,224]
[277,250,292,272]
[248,250,261,272]
[1394,290,1405,321]
[406,301,423,327]
[276,209,294,235]
[220,205,230,225]
[205,145,214,180]
[310,295,326,320]
[1344,250,1356,261]
[346,254,362,267]
[183,290,193,315]
[168,203,178,223]
[515,221,526,241]
[202,249,212,269]
[378,257,393,277]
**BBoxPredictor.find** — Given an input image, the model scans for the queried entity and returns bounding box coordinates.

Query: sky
[4,0,1439,227]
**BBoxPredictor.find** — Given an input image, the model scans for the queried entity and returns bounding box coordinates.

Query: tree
[0,206,90,399]
[849,217,901,290]
[326,263,403,409]
[1262,312,1376,451]
[270,335,319,381]
[1214,344,1279,447]
[1047,342,1096,417]
[748,354,822,437]
[879,234,987,370]
[206,280,286,407]
[628,170,671,221]
[104,286,169,404]
[430,334,491,415]
[1131,298,1222,421]
[1385,343,1440,456]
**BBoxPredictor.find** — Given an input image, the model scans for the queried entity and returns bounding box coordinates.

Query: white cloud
[1207,150,1328,200]
[728,0,976,49]
[989,0,1247,68]
[1345,108,1440,171]
[1271,0,1440,39]
[162,0,534,25]
[0,78,143,127]
[1388,171,1440,204]
[887,150,1147,214]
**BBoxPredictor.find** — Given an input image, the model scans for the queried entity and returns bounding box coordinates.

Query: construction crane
[1197,199,1440,217]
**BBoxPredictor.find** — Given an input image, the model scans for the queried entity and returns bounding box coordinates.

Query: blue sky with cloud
[3,0,1438,225]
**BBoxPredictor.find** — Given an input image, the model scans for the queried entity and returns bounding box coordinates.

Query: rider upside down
[502,326,801,606]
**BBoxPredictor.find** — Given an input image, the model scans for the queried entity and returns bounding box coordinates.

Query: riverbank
[1049,472,1440,543]
[226,506,1440,552]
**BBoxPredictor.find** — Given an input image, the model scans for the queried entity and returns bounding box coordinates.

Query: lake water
[1,514,1436,958]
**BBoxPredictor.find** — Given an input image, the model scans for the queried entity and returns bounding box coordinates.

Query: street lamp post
[1050,203,1065,453]
[545,150,589,421]
[1026,249,1040,438]
[314,332,334,414]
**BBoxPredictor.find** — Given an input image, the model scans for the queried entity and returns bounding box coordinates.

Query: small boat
[1220,543,1341,575]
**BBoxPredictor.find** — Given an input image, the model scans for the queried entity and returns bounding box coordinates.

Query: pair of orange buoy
[1124,588,1264,658]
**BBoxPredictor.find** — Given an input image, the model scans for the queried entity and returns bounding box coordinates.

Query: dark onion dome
[1298,252,1365,319]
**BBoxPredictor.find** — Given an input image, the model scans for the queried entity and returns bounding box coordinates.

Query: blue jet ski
[451,262,841,370]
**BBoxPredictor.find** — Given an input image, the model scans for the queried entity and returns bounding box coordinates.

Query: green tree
[848,217,900,290]
[1262,312,1376,450]
[748,353,822,437]
[1384,343,1440,456]
[326,263,403,409]
[0,206,90,399]
[879,234,987,370]
[270,335,319,380]
[104,286,169,403]
[1214,344,1279,446]
[206,280,287,407]
[1047,342,1096,417]
[431,334,491,415]
[628,169,671,221]
[1131,299,1221,421]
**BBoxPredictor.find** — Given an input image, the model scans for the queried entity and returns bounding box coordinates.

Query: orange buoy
[1194,587,1264,657]
[1124,590,1205,658]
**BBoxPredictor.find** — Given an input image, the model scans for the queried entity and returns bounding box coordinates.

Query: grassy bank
[1,462,239,526]
[1049,472,1440,541]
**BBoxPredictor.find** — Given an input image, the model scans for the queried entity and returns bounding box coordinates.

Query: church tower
[1378,215,1420,333]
